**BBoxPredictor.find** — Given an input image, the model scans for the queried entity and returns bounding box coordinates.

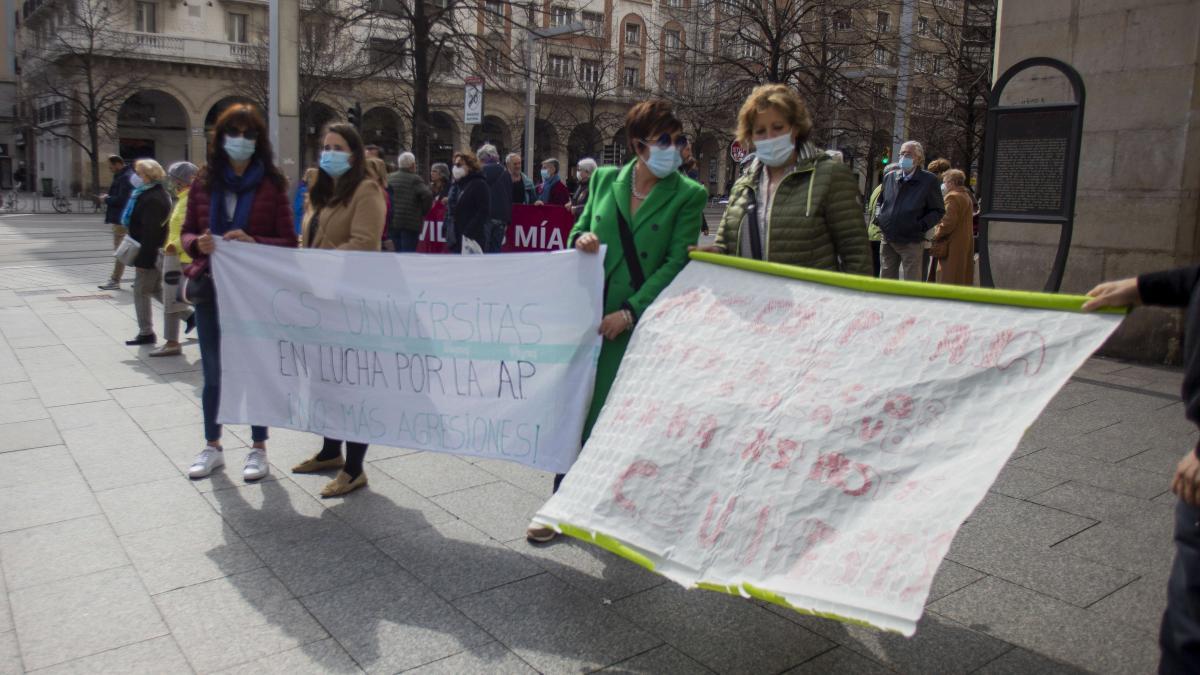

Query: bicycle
[51,189,71,214]
[1,182,25,213]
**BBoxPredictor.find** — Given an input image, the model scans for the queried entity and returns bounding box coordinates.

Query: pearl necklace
[632,164,653,200]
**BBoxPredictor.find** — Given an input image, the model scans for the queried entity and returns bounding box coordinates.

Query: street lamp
[523,21,585,178]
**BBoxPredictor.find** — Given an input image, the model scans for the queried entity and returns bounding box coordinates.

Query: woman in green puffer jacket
[712,84,871,275]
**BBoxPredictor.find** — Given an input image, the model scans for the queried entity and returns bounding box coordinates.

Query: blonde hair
[942,168,965,187]
[927,158,951,176]
[365,157,388,188]
[134,158,166,183]
[735,84,812,148]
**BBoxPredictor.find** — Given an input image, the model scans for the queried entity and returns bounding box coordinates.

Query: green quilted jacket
[715,154,872,275]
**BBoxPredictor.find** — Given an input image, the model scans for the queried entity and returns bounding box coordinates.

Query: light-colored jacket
[303,179,386,251]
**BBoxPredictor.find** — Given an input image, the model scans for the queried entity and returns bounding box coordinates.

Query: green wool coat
[715,154,872,275]
[569,161,708,442]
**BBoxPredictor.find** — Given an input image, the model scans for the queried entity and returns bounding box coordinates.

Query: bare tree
[19,0,160,193]
[539,46,626,163]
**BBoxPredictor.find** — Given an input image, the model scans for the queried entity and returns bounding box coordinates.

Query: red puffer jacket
[181,174,297,278]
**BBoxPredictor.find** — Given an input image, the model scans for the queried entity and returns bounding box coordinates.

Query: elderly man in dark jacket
[99,155,134,290]
[477,143,512,253]
[386,151,434,252]
[876,140,944,281]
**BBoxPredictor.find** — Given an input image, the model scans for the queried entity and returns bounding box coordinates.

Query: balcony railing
[27,28,263,67]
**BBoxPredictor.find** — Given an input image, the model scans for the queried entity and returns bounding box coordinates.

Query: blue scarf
[538,174,560,203]
[210,161,265,235]
[120,182,155,227]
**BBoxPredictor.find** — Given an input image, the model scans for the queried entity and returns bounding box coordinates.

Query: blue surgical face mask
[320,150,352,178]
[224,136,256,163]
[129,173,144,189]
[899,156,914,171]
[540,169,550,180]
[754,133,796,168]
[645,145,682,178]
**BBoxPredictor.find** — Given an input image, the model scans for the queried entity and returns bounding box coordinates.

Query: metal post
[269,0,300,192]
[524,34,536,179]
[892,0,914,157]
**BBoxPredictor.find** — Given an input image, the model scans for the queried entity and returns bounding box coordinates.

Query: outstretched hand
[1082,277,1140,312]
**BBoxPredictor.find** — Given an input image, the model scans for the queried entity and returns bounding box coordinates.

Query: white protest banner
[535,253,1124,636]
[210,241,604,473]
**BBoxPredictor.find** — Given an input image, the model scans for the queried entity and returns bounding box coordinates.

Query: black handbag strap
[612,195,645,291]
[745,189,764,260]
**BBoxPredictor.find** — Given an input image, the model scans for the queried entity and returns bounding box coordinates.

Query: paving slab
[0,445,77,489]
[245,519,403,598]
[598,644,715,674]
[0,514,128,590]
[0,631,22,675]
[782,646,892,674]
[0,474,99,533]
[613,582,832,674]
[986,465,1066,500]
[373,451,499,497]
[925,560,986,604]
[973,646,1094,674]
[32,636,192,675]
[432,480,550,543]
[1010,447,1168,499]
[212,636,362,674]
[288,470,458,541]
[1029,480,1176,540]
[467,457,557,496]
[9,566,167,671]
[1087,573,1169,637]
[404,641,538,675]
[119,511,264,596]
[1052,521,1177,578]
[928,575,1159,674]
[202,476,329,538]
[456,573,662,675]
[506,536,667,602]
[96,475,218,536]
[0,418,60,453]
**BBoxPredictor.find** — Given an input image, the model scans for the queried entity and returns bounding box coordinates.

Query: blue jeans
[194,299,268,444]
[390,230,420,252]
[1162,499,1200,673]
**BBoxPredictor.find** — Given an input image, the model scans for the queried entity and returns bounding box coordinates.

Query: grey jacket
[386,169,434,234]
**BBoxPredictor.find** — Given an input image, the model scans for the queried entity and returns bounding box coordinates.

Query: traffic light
[347,102,363,129]
[881,154,890,166]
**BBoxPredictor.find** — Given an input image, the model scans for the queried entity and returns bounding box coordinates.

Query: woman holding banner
[711,84,871,275]
[525,99,708,543]
[291,123,387,497]
[181,104,296,482]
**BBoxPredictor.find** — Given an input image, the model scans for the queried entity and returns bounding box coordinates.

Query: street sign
[464,77,484,125]
[729,140,747,163]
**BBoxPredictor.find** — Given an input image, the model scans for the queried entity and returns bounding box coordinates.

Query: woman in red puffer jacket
[180,103,295,484]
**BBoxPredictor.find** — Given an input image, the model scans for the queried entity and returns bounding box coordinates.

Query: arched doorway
[567,123,603,182]
[469,115,510,158]
[118,90,190,163]
[604,127,629,166]
[693,133,720,194]
[362,107,404,159]
[429,111,458,167]
[302,102,338,167]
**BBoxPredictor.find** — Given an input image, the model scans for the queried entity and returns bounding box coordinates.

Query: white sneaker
[243,448,269,481]
[188,445,225,478]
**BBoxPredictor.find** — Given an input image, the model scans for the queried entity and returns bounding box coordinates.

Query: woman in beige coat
[932,169,975,286]
[294,122,387,497]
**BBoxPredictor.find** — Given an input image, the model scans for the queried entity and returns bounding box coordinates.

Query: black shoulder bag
[612,196,645,291]
[745,190,764,260]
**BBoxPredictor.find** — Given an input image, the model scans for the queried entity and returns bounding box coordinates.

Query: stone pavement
[0,213,1187,673]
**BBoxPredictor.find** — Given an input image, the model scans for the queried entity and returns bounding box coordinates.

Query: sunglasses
[637,133,689,150]
[226,129,259,141]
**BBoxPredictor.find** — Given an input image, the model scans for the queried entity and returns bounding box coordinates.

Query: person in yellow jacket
[150,161,198,357]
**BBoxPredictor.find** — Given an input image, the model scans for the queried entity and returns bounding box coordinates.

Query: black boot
[125,333,156,346]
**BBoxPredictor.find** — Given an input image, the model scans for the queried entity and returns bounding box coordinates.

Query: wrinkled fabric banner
[535,256,1124,635]
[210,241,604,473]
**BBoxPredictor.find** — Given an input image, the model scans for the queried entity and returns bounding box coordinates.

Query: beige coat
[932,188,974,286]
[303,179,386,251]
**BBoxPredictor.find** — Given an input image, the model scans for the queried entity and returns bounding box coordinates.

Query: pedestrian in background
[876,140,944,281]
[535,158,570,206]
[123,159,172,347]
[507,152,534,205]
[867,163,904,277]
[365,157,392,248]
[527,99,707,543]
[433,162,460,250]
[450,150,491,253]
[1084,270,1200,673]
[571,157,597,219]
[151,160,199,358]
[99,155,134,291]
[386,152,433,252]
[712,83,871,275]
[293,122,386,498]
[478,144,512,252]
[181,103,296,482]
[293,168,316,239]
[923,158,953,281]
[930,169,974,286]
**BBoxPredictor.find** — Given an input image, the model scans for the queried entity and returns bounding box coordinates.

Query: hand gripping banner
[210,241,603,473]
[535,252,1125,635]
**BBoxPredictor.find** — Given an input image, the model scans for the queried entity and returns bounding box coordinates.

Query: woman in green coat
[712,84,871,275]
[526,99,708,543]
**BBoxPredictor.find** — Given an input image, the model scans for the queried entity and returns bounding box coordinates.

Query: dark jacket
[876,168,945,244]
[536,178,571,206]
[481,162,513,225]
[386,169,434,234]
[104,166,134,224]
[126,184,171,269]
[452,172,491,247]
[571,182,589,218]
[180,174,297,278]
[1139,266,1200,453]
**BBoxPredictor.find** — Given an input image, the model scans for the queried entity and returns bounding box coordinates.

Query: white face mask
[754,133,796,168]
[452,166,466,180]
[940,183,947,194]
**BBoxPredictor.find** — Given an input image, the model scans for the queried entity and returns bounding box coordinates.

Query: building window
[934,20,946,39]
[434,49,455,74]
[719,0,736,15]
[664,69,680,92]
[917,16,928,36]
[666,0,683,7]
[623,65,639,87]
[624,22,640,46]
[915,52,929,73]
[580,59,600,84]
[934,55,944,75]
[582,10,604,37]
[873,46,888,66]
[550,6,575,27]
[485,0,505,28]
[227,12,248,43]
[135,1,157,33]
[664,28,681,50]
[832,10,851,31]
[876,11,889,32]
[549,54,572,79]
[484,48,502,72]
[827,46,848,64]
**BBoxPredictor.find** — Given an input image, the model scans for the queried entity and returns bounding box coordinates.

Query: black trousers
[1161,500,1200,673]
